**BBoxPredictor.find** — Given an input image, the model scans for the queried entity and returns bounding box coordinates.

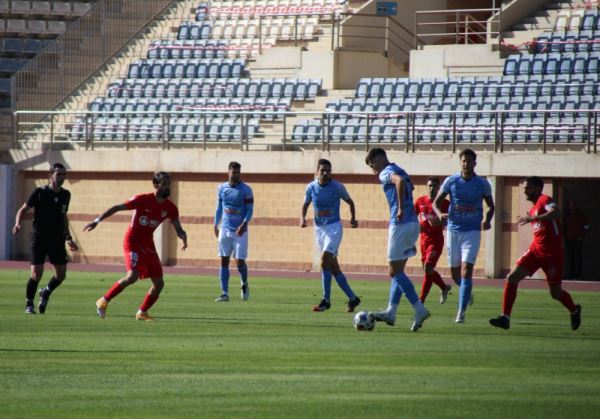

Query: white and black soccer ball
[353,310,375,331]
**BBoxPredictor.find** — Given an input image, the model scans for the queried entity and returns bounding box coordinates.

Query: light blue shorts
[387,221,419,261]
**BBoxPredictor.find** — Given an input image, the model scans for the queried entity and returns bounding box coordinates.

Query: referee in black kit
[12,163,78,314]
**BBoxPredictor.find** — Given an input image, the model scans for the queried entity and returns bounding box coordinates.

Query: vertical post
[494,111,498,152]
[365,113,370,152]
[455,11,459,44]
[282,113,287,150]
[385,17,389,57]
[203,113,207,151]
[452,113,457,153]
[414,12,418,49]
[50,113,55,146]
[294,14,298,46]
[594,111,598,154]
[258,15,263,55]
[125,113,130,151]
[12,111,18,148]
[330,13,335,51]
[587,111,592,154]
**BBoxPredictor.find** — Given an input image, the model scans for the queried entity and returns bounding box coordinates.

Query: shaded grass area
[1,269,599,418]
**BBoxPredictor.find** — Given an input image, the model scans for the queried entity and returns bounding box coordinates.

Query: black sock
[47,276,63,294]
[26,278,38,304]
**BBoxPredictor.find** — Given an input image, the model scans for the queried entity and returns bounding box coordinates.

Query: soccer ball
[353,311,375,331]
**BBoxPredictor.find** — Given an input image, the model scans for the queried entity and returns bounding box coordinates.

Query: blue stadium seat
[531,55,546,75]
[504,55,520,76]
[517,56,532,75]
[369,78,383,98]
[381,79,395,98]
[355,78,370,98]
[582,12,598,31]
[393,79,408,98]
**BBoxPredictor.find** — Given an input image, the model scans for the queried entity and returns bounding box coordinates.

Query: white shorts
[387,221,419,261]
[446,229,481,266]
[218,228,248,260]
[315,221,343,255]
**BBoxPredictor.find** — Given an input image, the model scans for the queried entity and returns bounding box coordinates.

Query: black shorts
[31,234,68,266]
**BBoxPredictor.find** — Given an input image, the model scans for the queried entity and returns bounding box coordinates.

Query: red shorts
[123,243,163,279]
[516,246,563,286]
[420,237,443,267]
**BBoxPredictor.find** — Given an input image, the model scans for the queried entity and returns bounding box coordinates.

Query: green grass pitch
[1,269,599,418]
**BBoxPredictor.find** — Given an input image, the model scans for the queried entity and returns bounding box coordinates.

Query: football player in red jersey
[489,176,581,331]
[414,177,452,304]
[84,172,188,321]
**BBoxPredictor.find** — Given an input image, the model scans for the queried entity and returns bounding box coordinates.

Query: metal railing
[14,108,599,154]
[415,8,501,48]
[10,0,177,113]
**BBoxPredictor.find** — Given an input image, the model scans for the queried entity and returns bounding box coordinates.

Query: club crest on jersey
[139,216,149,226]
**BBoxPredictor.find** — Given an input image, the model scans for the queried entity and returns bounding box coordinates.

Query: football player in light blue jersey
[364,148,430,332]
[301,159,361,313]
[433,149,495,324]
[214,161,254,302]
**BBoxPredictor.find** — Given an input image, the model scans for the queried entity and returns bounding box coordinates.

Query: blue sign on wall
[376,1,397,16]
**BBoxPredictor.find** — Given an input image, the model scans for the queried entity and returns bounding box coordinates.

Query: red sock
[420,274,433,302]
[430,270,446,290]
[104,281,125,301]
[558,290,577,312]
[502,282,518,316]
[139,293,159,312]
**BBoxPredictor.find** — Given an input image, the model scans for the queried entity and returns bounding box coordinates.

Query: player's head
[49,163,67,188]
[523,176,543,202]
[316,159,332,185]
[458,148,477,177]
[228,161,241,185]
[365,148,389,174]
[426,177,440,198]
[153,171,171,199]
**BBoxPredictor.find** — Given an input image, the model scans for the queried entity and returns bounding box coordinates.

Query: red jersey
[123,193,179,247]
[529,194,562,254]
[414,195,450,241]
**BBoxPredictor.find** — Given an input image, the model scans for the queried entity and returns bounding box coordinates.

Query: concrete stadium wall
[7,149,600,280]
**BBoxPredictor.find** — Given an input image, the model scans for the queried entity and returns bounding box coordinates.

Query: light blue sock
[333,272,356,300]
[219,266,230,294]
[458,278,473,313]
[238,264,248,284]
[393,272,419,305]
[389,279,403,305]
[322,270,332,300]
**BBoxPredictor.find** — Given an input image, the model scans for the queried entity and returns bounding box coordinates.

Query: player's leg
[446,230,462,288]
[455,231,480,322]
[136,276,164,321]
[216,229,233,302]
[234,231,249,301]
[388,222,430,331]
[26,264,44,314]
[330,255,360,312]
[544,255,581,330]
[96,269,139,319]
[489,265,528,330]
[38,241,69,314]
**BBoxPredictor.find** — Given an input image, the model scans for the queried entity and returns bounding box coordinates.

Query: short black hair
[228,161,241,170]
[365,148,387,165]
[153,171,170,184]
[524,176,544,190]
[50,163,65,172]
[317,158,331,168]
[426,177,440,185]
[459,148,477,161]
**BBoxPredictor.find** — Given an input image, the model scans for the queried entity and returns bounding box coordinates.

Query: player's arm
[12,203,31,235]
[236,197,253,236]
[519,203,560,225]
[343,197,358,228]
[171,219,188,251]
[214,197,223,238]
[301,202,310,228]
[390,173,405,222]
[482,195,495,230]
[83,203,128,231]
[64,214,79,251]
[433,190,449,222]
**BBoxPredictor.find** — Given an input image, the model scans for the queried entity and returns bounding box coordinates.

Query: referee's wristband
[94,217,101,224]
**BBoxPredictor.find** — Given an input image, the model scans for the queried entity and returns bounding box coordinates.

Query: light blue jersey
[215,181,254,232]
[304,179,350,226]
[441,173,492,232]
[379,163,417,225]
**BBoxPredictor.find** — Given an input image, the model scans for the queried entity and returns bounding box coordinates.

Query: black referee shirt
[26,185,71,239]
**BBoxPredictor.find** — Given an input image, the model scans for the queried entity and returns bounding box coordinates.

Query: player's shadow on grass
[156,315,347,329]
